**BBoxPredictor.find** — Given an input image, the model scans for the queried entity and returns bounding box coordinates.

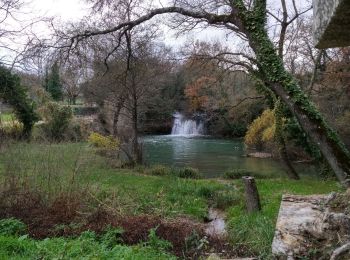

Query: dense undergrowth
[0,218,175,259]
[0,142,342,258]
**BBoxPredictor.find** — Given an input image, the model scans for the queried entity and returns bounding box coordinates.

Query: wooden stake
[242,176,261,213]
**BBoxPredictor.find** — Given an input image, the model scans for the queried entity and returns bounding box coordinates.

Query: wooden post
[242,176,261,213]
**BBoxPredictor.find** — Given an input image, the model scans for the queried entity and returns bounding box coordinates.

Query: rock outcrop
[272,193,350,259]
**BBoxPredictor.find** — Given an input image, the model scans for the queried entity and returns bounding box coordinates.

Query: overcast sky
[27,0,231,48]
[0,0,312,67]
[30,0,88,21]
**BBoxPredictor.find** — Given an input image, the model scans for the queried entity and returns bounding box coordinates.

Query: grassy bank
[0,142,342,258]
[0,142,237,220]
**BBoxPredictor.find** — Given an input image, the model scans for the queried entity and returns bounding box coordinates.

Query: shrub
[146,228,172,251]
[0,66,39,139]
[223,169,253,179]
[223,169,269,179]
[145,165,170,176]
[0,218,27,236]
[100,226,124,248]
[245,109,275,150]
[0,120,24,139]
[88,132,120,150]
[38,102,73,141]
[177,167,201,179]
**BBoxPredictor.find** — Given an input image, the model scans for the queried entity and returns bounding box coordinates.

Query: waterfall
[171,112,204,136]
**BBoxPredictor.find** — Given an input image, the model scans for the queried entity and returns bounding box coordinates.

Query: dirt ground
[0,190,239,258]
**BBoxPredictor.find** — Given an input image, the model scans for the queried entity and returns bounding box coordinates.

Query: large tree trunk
[241,11,350,186]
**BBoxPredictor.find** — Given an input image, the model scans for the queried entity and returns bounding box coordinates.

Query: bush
[100,226,124,248]
[146,228,172,251]
[0,120,23,139]
[0,218,27,236]
[0,66,39,139]
[88,132,120,150]
[245,109,275,150]
[177,167,201,179]
[223,169,253,179]
[145,165,170,176]
[223,169,269,179]
[38,102,73,141]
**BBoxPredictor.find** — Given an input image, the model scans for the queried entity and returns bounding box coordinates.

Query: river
[143,135,318,178]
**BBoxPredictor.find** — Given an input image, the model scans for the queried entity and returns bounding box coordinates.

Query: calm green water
[143,135,318,178]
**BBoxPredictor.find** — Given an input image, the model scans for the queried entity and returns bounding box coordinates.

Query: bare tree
[39,0,350,186]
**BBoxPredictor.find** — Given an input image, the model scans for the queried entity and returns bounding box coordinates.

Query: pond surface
[143,135,318,178]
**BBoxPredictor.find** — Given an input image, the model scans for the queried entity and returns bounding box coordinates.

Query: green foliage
[239,4,350,181]
[145,165,170,176]
[0,113,15,122]
[177,167,201,179]
[196,184,239,210]
[38,102,73,141]
[211,190,240,210]
[0,219,27,236]
[230,122,247,137]
[100,226,124,248]
[146,228,172,251]
[0,142,223,220]
[45,62,63,101]
[185,231,209,252]
[223,169,254,179]
[144,165,202,179]
[0,66,38,138]
[0,229,175,259]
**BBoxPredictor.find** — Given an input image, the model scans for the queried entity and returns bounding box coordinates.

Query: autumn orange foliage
[184,76,215,111]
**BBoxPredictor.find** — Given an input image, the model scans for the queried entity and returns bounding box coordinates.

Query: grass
[0,142,343,258]
[226,178,342,258]
[0,228,175,259]
[0,113,15,123]
[0,142,236,220]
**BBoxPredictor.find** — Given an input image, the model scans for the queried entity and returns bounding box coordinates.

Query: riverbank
[0,142,342,258]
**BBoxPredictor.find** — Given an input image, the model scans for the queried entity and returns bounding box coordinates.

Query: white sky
[27,0,230,48]
[30,0,88,21]
[0,0,312,67]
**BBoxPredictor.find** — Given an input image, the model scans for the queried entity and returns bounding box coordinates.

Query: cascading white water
[171,112,204,135]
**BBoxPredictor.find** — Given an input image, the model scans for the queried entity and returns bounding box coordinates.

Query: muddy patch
[0,191,240,258]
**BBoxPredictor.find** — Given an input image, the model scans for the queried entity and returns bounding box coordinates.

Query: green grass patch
[227,178,342,258]
[223,168,273,180]
[0,230,175,259]
[0,113,15,122]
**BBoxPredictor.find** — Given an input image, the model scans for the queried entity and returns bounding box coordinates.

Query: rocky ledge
[272,193,350,259]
